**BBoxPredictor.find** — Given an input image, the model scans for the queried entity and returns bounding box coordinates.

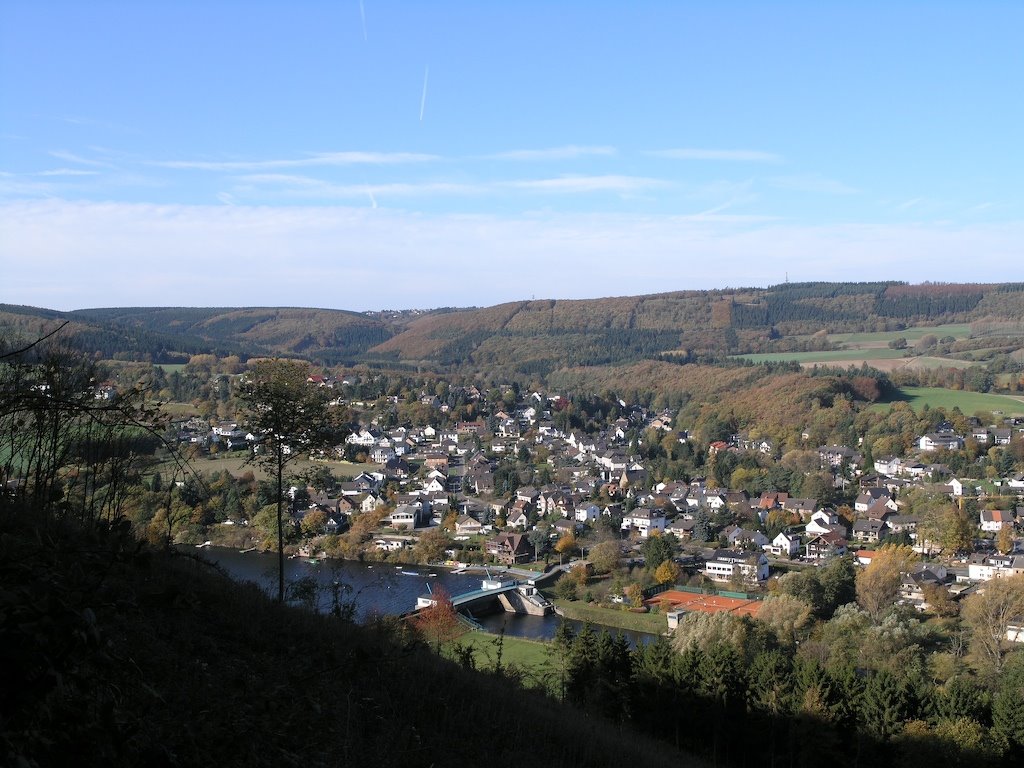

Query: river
[197,546,658,646]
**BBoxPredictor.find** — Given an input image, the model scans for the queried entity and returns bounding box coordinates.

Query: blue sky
[2,1,1022,311]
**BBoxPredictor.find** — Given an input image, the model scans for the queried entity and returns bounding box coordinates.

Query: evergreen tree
[861,669,911,740]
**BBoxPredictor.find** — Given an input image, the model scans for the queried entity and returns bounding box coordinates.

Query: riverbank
[552,599,668,635]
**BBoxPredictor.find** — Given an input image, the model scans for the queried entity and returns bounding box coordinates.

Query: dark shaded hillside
[0,511,704,768]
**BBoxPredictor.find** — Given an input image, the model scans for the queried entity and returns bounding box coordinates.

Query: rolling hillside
[3,281,1024,373]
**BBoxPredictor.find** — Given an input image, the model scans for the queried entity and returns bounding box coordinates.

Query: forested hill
[4,281,1024,373]
[0,304,398,364]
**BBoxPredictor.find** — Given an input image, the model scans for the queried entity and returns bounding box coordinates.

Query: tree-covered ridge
[5,281,1024,370]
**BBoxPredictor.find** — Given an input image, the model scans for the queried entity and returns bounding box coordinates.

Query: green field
[734,348,911,364]
[154,363,188,373]
[552,599,668,634]
[873,387,1024,416]
[446,631,555,690]
[827,324,972,345]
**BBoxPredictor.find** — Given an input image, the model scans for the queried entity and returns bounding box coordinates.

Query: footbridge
[415,577,553,617]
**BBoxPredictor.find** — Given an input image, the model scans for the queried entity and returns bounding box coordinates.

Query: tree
[758,593,813,647]
[856,544,917,621]
[589,539,620,574]
[528,526,548,561]
[414,587,463,654]
[640,533,675,570]
[992,652,1024,757]
[238,360,338,603]
[997,524,1014,555]
[554,532,577,564]
[300,508,327,536]
[654,559,680,585]
[961,574,1024,675]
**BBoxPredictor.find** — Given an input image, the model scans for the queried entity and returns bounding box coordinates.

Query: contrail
[359,0,367,41]
[419,65,429,122]
[367,187,378,209]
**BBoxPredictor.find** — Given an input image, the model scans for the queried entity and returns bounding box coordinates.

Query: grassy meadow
[873,386,1024,416]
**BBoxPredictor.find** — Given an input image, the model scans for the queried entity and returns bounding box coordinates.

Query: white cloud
[2,199,1020,312]
[484,145,617,161]
[648,148,782,163]
[155,151,441,171]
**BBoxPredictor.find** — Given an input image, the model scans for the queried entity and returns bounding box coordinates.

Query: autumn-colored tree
[555,533,577,564]
[300,508,327,536]
[654,559,680,585]
[589,539,621,574]
[997,524,1014,555]
[414,587,463,654]
[856,544,917,621]
[413,526,450,564]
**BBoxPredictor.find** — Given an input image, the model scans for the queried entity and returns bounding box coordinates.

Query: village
[170,371,1024,635]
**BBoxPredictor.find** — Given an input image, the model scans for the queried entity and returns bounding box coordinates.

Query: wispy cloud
[648,148,782,163]
[49,150,113,168]
[38,168,100,177]
[233,173,669,199]
[485,145,617,161]
[502,175,668,194]
[768,173,857,195]
[155,151,441,171]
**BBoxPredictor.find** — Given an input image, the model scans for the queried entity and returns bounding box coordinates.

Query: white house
[763,531,801,558]
[621,508,667,539]
[979,509,1015,533]
[703,550,770,585]
[919,433,962,452]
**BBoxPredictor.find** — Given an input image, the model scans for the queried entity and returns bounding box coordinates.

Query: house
[621,508,667,539]
[855,487,892,513]
[919,433,962,452]
[967,553,1024,581]
[486,533,533,565]
[454,515,484,536]
[805,532,848,561]
[703,550,770,585]
[764,531,801,558]
[783,498,818,519]
[980,509,1015,533]
[388,504,421,531]
[374,537,408,552]
[726,527,769,550]
[852,518,889,544]
[506,508,530,529]
[805,509,845,537]
[874,456,904,477]
[574,503,601,524]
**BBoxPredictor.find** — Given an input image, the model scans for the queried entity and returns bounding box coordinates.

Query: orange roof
[645,590,762,618]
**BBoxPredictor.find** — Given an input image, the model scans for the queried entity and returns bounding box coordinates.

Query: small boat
[239,547,256,554]
[306,558,320,565]
[196,541,212,548]
[399,570,420,576]
[427,573,438,577]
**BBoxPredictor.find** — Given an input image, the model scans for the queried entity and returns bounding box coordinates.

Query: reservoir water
[198,547,658,646]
